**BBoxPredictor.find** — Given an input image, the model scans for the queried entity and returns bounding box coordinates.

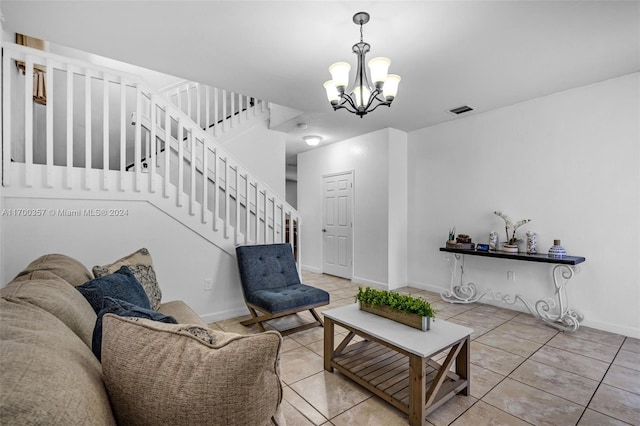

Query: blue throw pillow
[92,297,177,361]
[77,265,151,313]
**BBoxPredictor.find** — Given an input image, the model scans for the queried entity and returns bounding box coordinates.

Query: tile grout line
[283,379,330,425]
[574,336,630,425]
[443,309,542,425]
[447,305,567,426]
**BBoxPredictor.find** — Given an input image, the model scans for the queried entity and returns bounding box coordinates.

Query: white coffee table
[323,304,473,426]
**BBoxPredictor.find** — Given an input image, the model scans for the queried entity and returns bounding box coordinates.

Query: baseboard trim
[301,264,321,273]
[352,276,388,290]
[200,306,249,324]
[580,318,640,339]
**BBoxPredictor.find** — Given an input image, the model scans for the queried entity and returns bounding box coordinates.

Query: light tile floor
[211,271,640,426]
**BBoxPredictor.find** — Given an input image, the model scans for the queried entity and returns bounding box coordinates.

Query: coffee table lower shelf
[324,316,470,425]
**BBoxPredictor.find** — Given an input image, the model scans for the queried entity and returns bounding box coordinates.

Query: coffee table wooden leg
[456,336,470,396]
[324,317,335,372]
[408,354,426,426]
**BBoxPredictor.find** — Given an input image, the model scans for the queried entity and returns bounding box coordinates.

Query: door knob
[322,229,327,232]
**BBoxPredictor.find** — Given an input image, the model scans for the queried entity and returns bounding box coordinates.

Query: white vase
[526,231,537,254]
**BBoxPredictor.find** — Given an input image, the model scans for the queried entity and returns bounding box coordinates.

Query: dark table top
[439,247,585,265]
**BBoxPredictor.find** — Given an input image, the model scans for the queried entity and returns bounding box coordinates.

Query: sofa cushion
[93,248,162,310]
[0,298,116,425]
[101,315,283,426]
[0,272,97,348]
[157,300,207,325]
[76,266,151,313]
[92,297,177,361]
[11,253,93,286]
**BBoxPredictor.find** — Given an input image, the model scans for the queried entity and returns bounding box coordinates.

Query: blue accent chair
[236,243,330,336]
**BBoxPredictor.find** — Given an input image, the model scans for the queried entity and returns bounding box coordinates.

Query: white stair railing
[160,80,267,137]
[1,42,300,260]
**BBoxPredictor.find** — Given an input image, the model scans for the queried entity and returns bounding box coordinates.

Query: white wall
[407,73,640,337]
[1,197,247,323]
[297,128,400,287]
[387,129,408,290]
[221,119,286,201]
[286,179,297,209]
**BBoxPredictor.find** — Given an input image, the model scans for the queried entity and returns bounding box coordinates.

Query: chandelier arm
[363,101,392,113]
[358,89,392,114]
[363,88,384,111]
[333,103,356,113]
[335,105,357,114]
[372,91,392,107]
[338,93,359,112]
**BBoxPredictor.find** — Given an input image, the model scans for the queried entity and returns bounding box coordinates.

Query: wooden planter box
[360,303,431,331]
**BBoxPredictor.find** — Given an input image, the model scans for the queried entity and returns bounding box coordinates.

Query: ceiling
[2,1,639,167]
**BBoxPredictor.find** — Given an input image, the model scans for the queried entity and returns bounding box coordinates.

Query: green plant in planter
[456,234,472,243]
[354,287,436,318]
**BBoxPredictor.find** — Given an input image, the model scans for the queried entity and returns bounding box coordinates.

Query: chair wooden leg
[309,308,324,326]
[241,306,266,332]
[239,303,329,336]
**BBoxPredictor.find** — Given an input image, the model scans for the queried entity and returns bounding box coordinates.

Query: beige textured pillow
[101,315,283,426]
[93,248,162,310]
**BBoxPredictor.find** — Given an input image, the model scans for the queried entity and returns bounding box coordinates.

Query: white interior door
[322,172,353,279]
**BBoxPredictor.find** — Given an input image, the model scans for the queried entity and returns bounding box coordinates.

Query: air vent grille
[449,105,474,115]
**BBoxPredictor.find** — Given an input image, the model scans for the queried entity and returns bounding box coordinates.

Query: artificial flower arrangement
[494,211,531,245]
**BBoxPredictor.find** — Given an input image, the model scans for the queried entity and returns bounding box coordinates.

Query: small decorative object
[494,211,532,252]
[502,244,519,253]
[456,234,472,244]
[355,287,435,331]
[489,231,499,250]
[476,244,489,251]
[548,239,567,258]
[446,227,457,247]
[455,234,475,250]
[526,231,537,254]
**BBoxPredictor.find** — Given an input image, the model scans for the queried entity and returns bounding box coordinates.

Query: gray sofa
[0,253,285,425]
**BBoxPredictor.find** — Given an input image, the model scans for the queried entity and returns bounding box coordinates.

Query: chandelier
[323,12,401,117]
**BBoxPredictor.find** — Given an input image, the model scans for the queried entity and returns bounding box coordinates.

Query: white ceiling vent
[449,105,474,115]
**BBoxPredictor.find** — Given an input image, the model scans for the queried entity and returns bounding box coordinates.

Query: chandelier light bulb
[368,57,391,87]
[323,80,340,104]
[323,12,400,117]
[383,74,401,100]
[353,85,371,108]
[328,62,351,90]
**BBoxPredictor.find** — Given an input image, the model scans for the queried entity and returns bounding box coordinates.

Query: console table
[439,247,586,332]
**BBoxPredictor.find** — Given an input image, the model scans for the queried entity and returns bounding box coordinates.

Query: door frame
[321,170,355,279]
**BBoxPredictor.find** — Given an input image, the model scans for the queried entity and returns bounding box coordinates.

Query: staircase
[1,42,300,261]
